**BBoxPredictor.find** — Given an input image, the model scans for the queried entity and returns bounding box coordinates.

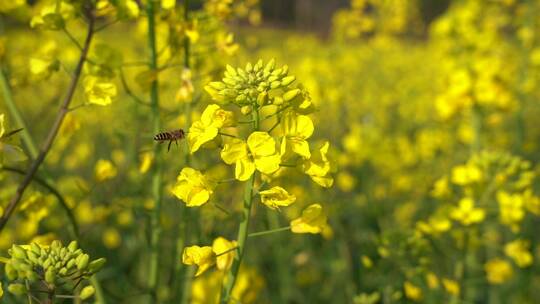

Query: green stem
[220,108,259,303]
[176,1,196,303]
[146,1,163,302]
[247,226,291,238]
[471,105,482,153]
[0,166,79,239]
[0,67,39,158]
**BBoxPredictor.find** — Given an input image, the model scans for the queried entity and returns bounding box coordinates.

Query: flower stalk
[0,10,95,233]
[146,0,163,302]
[219,108,260,303]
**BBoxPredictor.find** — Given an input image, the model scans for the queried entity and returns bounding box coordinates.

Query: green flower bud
[43,257,52,269]
[281,76,296,86]
[59,267,68,276]
[208,81,226,90]
[45,268,56,284]
[270,81,281,89]
[11,245,26,260]
[240,106,252,115]
[66,258,76,269]
[26,270,38,282]
[283,89,300,102]
[51,240,61,251]
[76,254,90,270]
[8,283,26,295]
[225,65,236,76]
[88,258,106,273]
[257,92,268,106]
[5,262,18,280]
[80,285,95,300]
[30,243,41,255]
[27,251,39,264]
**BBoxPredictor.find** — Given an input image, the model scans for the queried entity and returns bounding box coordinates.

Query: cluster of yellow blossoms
[171,59,332,282]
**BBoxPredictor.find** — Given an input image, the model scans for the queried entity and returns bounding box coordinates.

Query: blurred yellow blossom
[83,76,117,106]
[182,245,216,276]
[103,228,121,249]
[259,186,296,210]
[94,159,117,182]
[504,239,533,268]
[451,164,483,185]
[139,152,153,174]
[450,198,485,226]
[403,281,422,301]
[485,258,513,284]
[497,191,525,231]
[291,204,328,234]
[172,167,215,207]
[426,272,439,289]
[442,278,460,296]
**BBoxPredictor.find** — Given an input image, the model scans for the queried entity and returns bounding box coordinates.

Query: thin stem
[119,67,151,106]
[26,280,33,304]
[471,105,482,153]
[212,202,231,215]
[0,68,39,158]
[146,1,163,302]
[1,166,79,239]
[63,28,83,51]
[216,246,239,257]
[247,226,291,238]
[94,19,119,32]
[219,108,259,303]
[0,13,95,233]
[218,132,238,138]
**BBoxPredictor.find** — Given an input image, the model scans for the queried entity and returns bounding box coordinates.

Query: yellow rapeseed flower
[188,104,235,153]
[485,258,513,284]
[220,132,281,181]
[450,198,485,226]
[94,159,117,182]
[291,204,329,234]
[171,167,214,207]
[496,191,524,231]
[280,112,314,159]
[182,245,216,276]
[504,239,533,268]
[83,76,117,106]
[259,186,296,210]
[442,278,460,296]
[403,281,422,301]
[426,272,439,289]
[212,237,237,271]
[302,141,333,187]
[451,164,483,185]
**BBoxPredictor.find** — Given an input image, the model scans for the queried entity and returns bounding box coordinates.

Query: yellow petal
[235,158,255,181]
[247,131,277,157]
[254,153,281,174]
[220,138,248,164]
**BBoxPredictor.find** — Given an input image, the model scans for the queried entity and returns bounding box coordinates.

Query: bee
[153,129,185,152]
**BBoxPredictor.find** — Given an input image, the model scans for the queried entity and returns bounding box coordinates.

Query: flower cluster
[175,60,333,283]
[4,241,105,301]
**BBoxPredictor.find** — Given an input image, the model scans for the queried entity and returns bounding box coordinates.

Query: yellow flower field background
[1,0,540,303]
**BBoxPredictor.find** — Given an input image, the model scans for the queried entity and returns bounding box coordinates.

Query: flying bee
[153,129,185,152]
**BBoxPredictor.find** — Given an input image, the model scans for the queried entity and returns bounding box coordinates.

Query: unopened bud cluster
[5,240,105,299]
[205,59,298,107]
